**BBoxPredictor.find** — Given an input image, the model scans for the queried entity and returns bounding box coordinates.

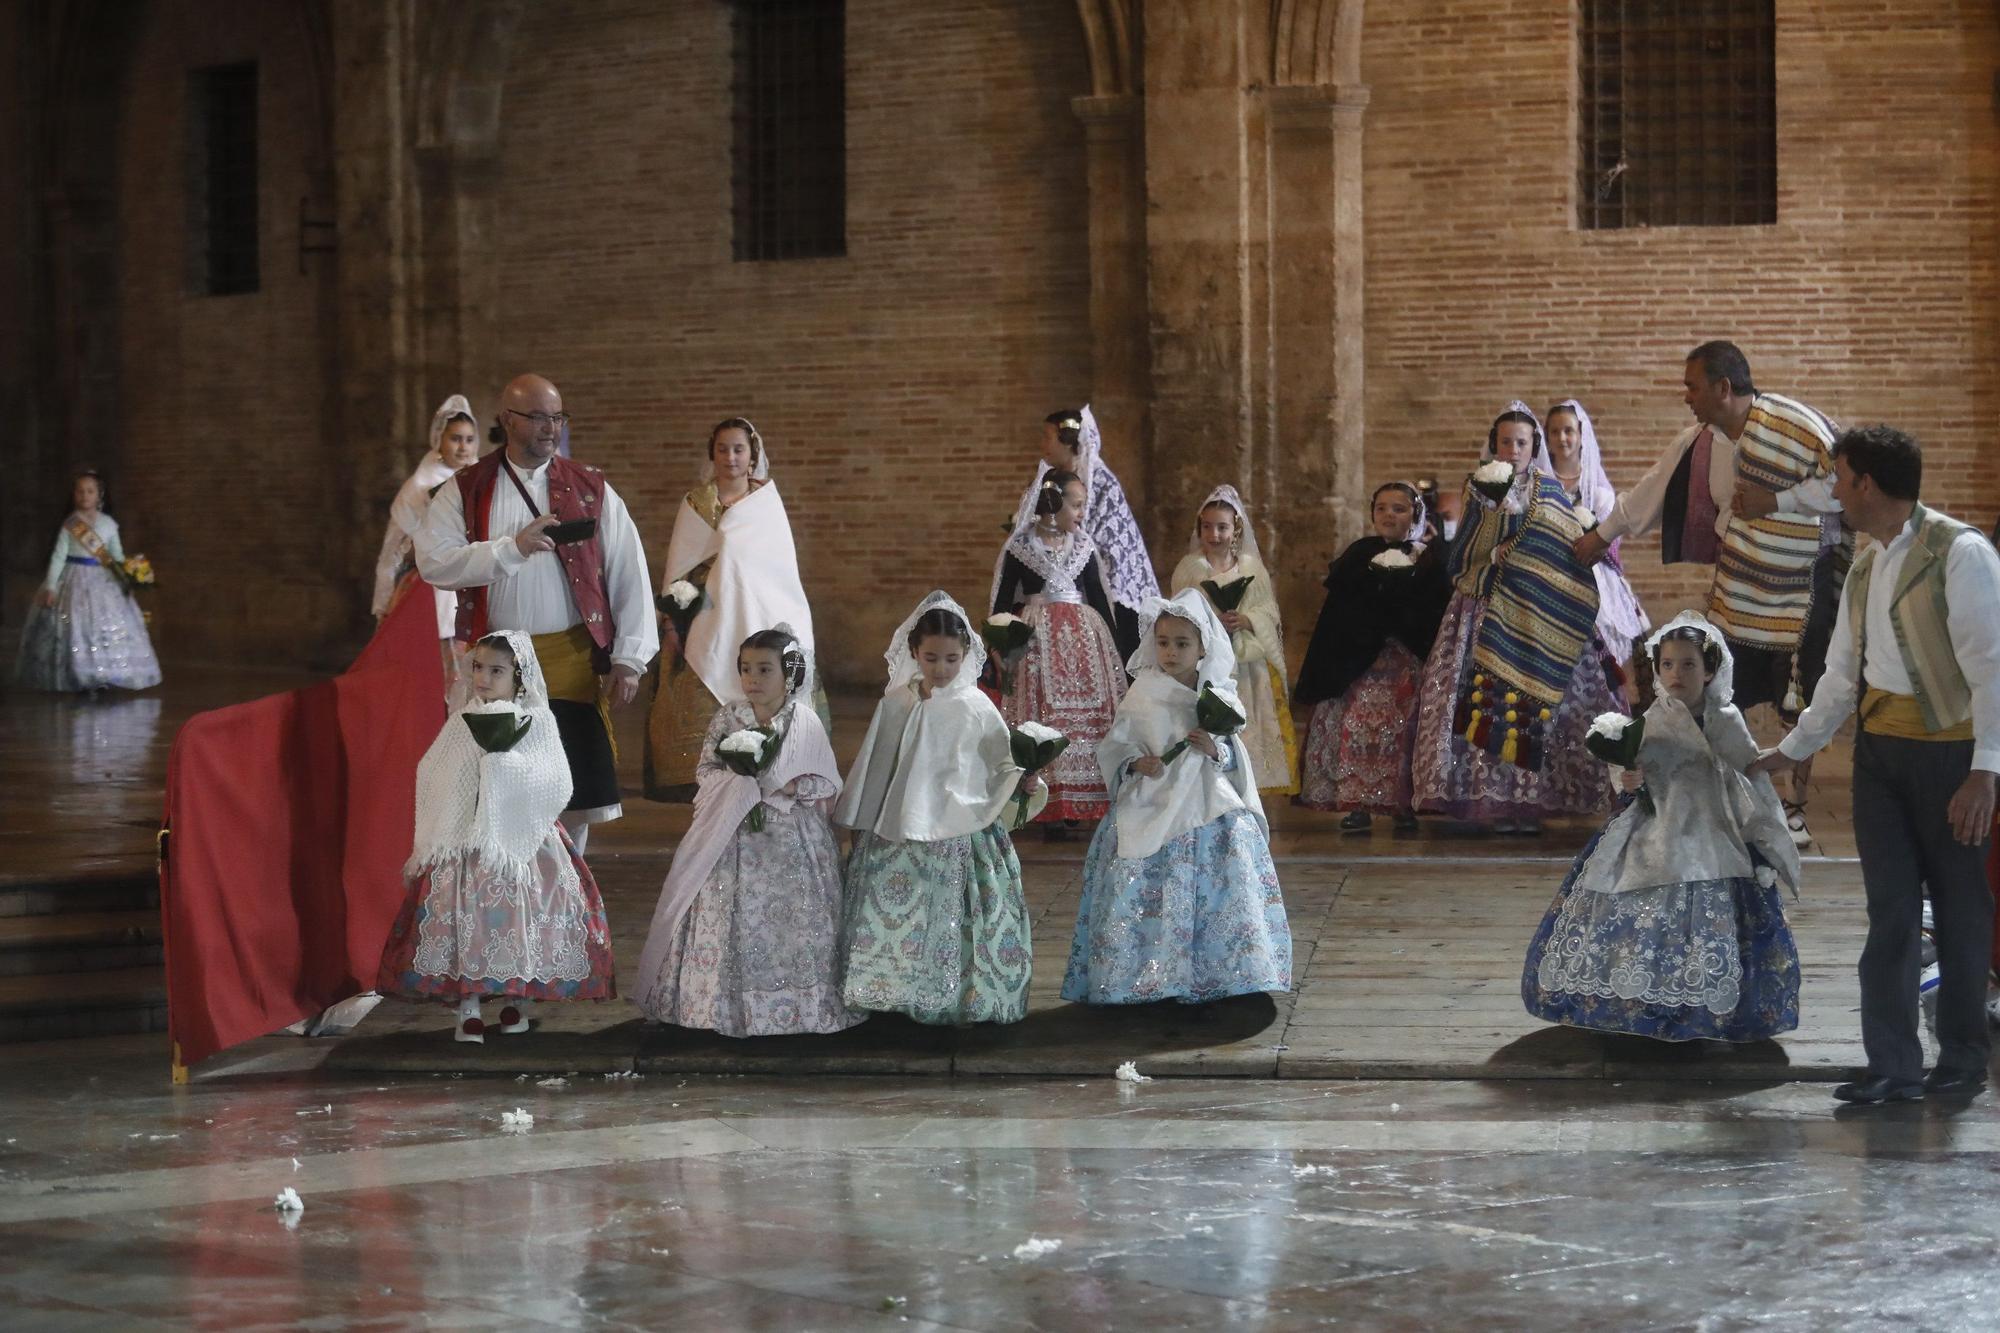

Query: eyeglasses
[505,409,572,431]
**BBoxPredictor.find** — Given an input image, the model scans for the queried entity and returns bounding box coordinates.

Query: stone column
[1071,92,1151,513]
[1265,80,1369,609]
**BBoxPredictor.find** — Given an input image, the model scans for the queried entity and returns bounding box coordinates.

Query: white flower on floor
[1015,720,1064,745]
[1587,712,1633,741]
[500,1107,535,1132]
[1291,1164,1336,1178]
[1113,1061,1152,1084]
[664,579,701,609]
[273,1187,304,1214]
[536,1077,569,1090]
[1011,1237,1063,1260]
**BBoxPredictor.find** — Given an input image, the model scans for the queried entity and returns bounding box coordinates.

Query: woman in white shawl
[371,394,481,655]
[1544,399,1651,674]
[1061,589,1293,1006]
[646,417,824,801]
[1169,484,1300,796]
[1522,611,1801,1041]
[836,591,1047,1025]
[995,405,1160,660]
[377,630,616,1043]
[633,625,859,1036]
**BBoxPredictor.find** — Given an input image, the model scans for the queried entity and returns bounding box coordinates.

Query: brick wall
[483,0,1092,686]
[106,0,348,665]
[1357,0,2000,634]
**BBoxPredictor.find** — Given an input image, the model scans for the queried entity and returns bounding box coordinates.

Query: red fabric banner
[161,588,447,1068]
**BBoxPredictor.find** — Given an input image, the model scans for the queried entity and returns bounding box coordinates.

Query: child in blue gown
[1061,589,1292,1004]
[1522,611,1802,1040]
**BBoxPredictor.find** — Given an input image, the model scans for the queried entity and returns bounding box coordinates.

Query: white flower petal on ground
[1587,712,1633,741]
[273,1187,304,1214]
[536,1077,568,1090]
[1011,1237,1063,1260]
[500,1107,534,1132]
[1113,1061,1153,1084]
[1015,721,1064,744]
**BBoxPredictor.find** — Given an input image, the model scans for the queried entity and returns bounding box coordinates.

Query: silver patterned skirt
[14,561,162,693]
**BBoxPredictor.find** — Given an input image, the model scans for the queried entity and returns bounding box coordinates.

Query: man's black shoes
[1833,1075,1925,1105]
[1920,1066,1988,1097]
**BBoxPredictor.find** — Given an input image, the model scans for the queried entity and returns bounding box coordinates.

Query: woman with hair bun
[646,418,824,801]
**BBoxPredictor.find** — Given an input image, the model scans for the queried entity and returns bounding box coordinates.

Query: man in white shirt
[1752,425,2000,1104]
[417,374,659,854]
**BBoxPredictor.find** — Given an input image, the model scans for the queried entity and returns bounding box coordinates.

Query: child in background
[993,469,1127,827]
[377,631,615,1042]
[1295,482,1452,830]
[1522,612,1801,1041]
[837,591,1046,1025]
[633,626,859,1037]
[14,469,161,693]
[1170,485,1299,796]
[1062,590,1292,1005]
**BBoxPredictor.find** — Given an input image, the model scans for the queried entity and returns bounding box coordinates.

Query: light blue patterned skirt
[1062,809,1292,1005]
[839,823,1032,1026]
[14,563,161,693]
[1522,821,1801,1041]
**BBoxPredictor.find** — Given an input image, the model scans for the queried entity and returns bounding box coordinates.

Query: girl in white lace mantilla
[836,592,1047,1025]
[1061,590,1293,1005]
[992,468,1127,825]
[377,630,615,1043]
[1170,484,1299,796]
[633,625,861,1036]
[1522,611,1802,1041]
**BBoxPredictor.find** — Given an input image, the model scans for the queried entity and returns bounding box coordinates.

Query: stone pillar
[1072,93,1151,512]
[1265,81,1368,628]
[1139,0,1260,545]
[328,0,417,596]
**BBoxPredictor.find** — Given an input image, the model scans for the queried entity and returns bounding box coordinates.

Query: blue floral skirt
[1062,809,1292,1005]
[1522,824,1800,1041]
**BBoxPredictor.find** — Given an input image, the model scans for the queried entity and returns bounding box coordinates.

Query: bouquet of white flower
[1584,711,1648,811]
[717,725,780,831]
[1368,548,1415,575]
[461,699,531,753]
[1471,460,1517,504]
[657,578,702,644]
[1008,721,1068,821]
[982,613,1035,694]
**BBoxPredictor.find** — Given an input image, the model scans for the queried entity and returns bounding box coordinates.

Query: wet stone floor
[3,1048,1999,1331]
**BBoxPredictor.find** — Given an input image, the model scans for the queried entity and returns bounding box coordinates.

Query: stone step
[0,966,168,1043]
[0,909,163,977]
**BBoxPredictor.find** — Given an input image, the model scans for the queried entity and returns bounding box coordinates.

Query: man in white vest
[1753,425,2000,1104]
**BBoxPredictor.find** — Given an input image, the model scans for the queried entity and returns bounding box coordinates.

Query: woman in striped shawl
[1408,403,1618,834]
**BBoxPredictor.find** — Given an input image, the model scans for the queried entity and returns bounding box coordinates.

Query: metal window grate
[1578,0,1776,230]
[732,0,846,262]
[189,62,261,294]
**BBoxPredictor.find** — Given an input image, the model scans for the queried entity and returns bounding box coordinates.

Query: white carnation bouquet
[658,578,703,646]
[982,613,1035,694]
[1369,548,1415,574]
[717,725,780,830]
[1008,721,1068,822]
[1471,459,1517,504]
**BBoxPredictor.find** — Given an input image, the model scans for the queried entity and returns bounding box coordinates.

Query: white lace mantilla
[1003,527,1097,606]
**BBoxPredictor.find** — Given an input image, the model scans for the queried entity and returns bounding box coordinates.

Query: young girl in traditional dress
[1408,402,1616,834]
[1170,485,1299,796]
[632,626,860,1037]
[377,631,616,1042]
[993,469,1127,826]
[14,469,161,693]
[1295,482,1453,830]
[836,591,1045,1025]
[1544,398,1650,682]
[1062,590,1292,1005]
[1522,612,1801,1041]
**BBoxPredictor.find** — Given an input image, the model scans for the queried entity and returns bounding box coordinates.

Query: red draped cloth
[161,587,447,1070]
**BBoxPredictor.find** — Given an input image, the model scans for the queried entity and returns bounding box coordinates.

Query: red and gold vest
[452,452,615,672]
